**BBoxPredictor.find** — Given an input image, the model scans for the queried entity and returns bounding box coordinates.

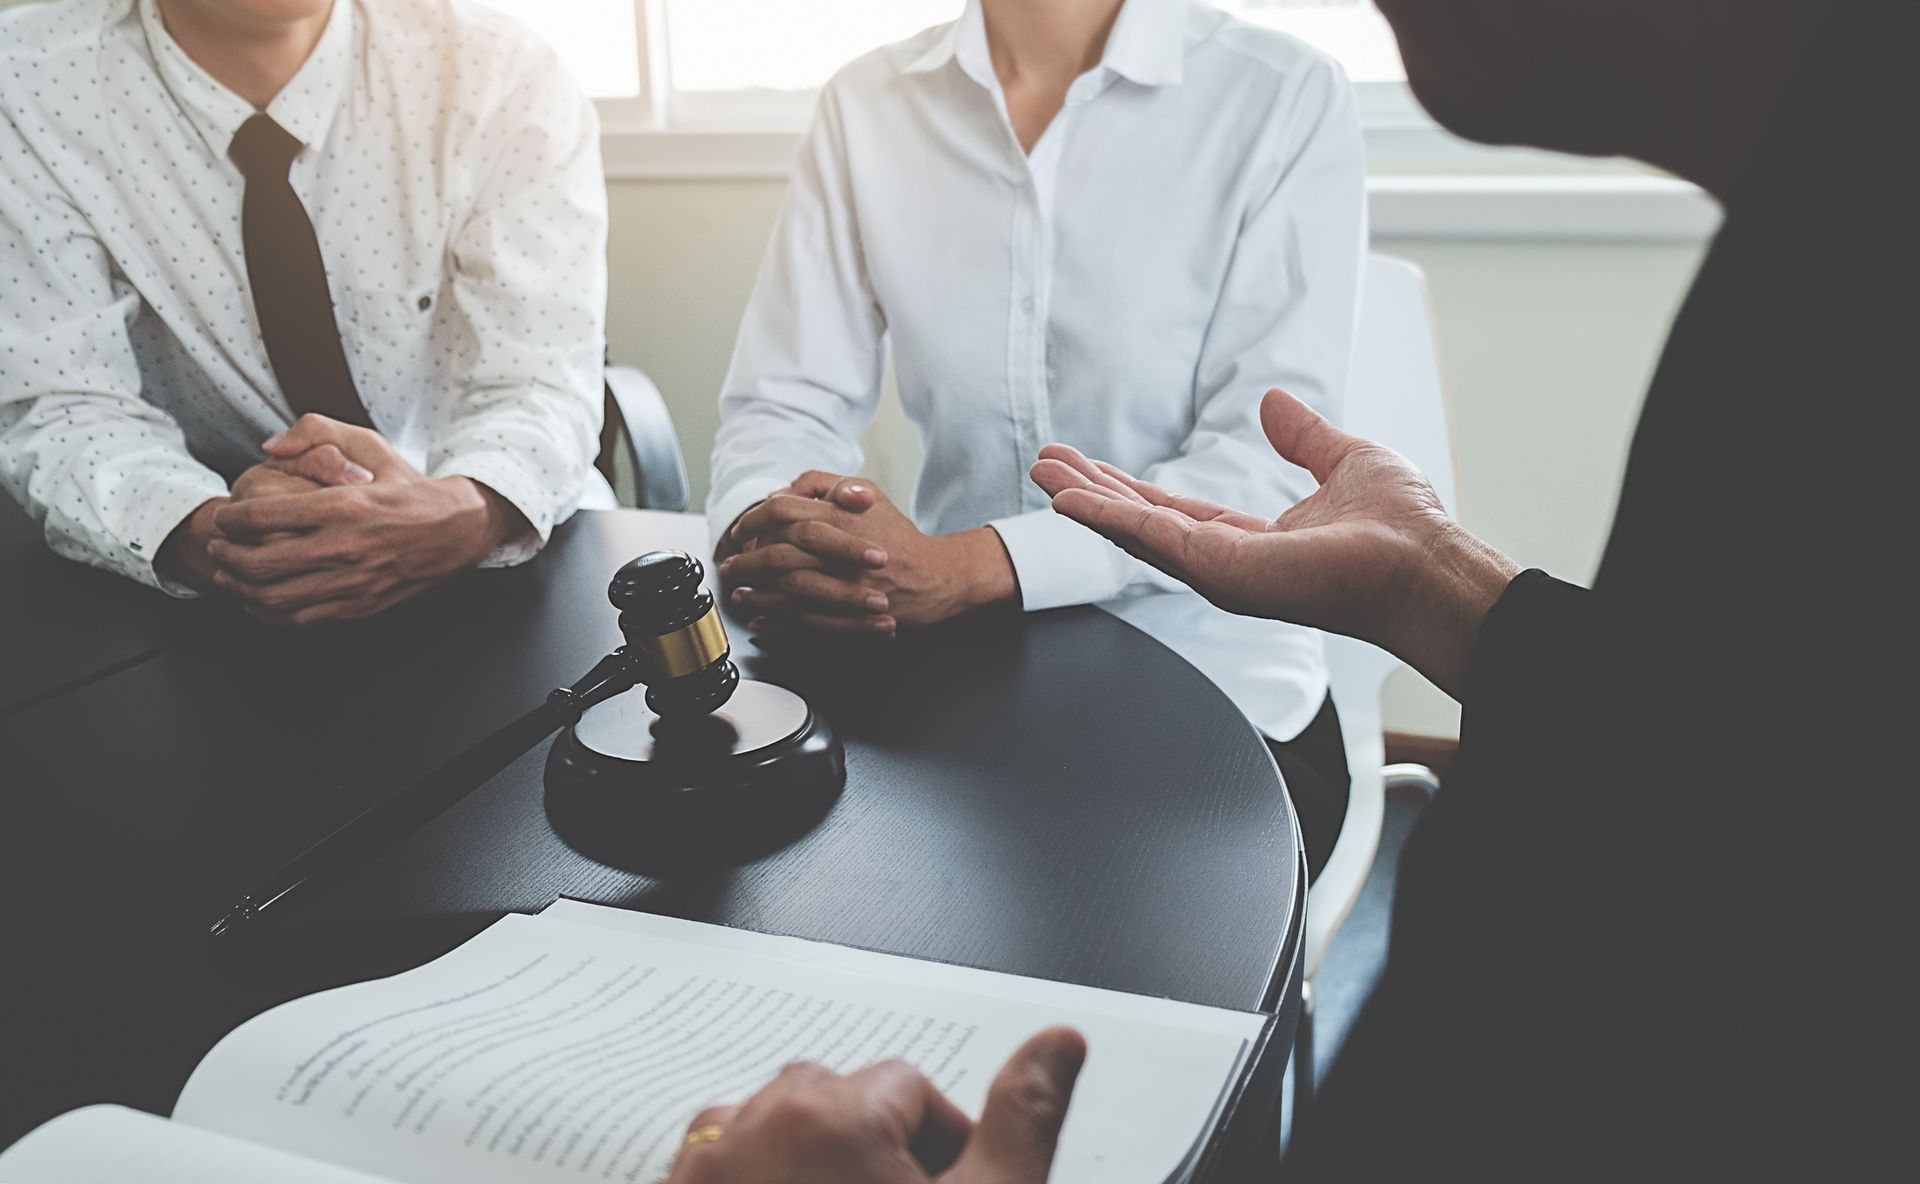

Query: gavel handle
[208,648,644,944]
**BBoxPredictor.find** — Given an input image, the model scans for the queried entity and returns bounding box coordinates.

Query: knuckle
[776,1059,829,1082]
[767,544,805,570]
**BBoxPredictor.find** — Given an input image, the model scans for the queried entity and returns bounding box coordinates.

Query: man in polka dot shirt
[0,0,613,624]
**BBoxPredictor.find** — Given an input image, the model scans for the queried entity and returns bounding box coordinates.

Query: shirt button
[1019,295,1036,315]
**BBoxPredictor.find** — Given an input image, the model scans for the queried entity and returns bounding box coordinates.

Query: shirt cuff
[987,509,1136,613]
[123,473,231,598]
[432,451,555,568]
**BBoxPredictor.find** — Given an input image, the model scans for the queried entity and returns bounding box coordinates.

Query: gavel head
[608,551,740,719]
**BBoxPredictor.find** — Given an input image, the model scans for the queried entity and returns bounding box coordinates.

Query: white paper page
[0,1105,397,1184]
[175,913,1252,1184]
[540,898,1267,1041]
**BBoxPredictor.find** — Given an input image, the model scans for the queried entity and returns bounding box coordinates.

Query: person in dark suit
[661,0,1914,1178]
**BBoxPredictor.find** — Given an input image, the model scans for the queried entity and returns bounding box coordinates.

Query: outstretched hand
[1031,389,1517,698]
[665,1027,1086,1184]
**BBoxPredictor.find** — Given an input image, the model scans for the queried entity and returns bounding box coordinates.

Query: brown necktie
[229,113,375,428]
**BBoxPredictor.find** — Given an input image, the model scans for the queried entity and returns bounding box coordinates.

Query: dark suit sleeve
[1459,569,1605,786]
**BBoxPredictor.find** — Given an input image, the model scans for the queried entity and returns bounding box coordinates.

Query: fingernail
[864,548,886,566]
[846,484,865,495]
[262,432,286,449]
[865,593,887,612]
[345,464,374,483]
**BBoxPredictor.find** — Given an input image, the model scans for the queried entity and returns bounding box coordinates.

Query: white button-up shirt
[0,0,611,594]
[709,0,1365,741]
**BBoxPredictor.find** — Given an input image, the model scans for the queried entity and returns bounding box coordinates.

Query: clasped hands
[158,414,523,626]
[718,472,1017,638]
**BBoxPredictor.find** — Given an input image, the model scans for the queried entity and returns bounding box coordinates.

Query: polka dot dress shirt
[0,0,611,593]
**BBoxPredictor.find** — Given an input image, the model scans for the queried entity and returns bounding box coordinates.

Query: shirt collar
[139,0,354,163]
[903,0,1188,88]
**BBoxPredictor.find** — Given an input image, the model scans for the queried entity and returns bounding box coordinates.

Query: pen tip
[209,905,253,942]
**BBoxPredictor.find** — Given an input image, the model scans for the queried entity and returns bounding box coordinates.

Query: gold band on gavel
[635,603,729,680]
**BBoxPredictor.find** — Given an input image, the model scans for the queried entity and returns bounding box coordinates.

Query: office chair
[598,364,692,513]
[1292,255,1457,1128]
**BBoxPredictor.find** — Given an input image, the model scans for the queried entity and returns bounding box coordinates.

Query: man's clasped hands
[156,414,527,625]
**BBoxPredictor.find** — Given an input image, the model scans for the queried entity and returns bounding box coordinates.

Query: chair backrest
[602,365,693,513]
[1305,254,1457,978]
[1347,255,1458,513]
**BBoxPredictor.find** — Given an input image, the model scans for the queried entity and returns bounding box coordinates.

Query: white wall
[608,178,1706,735]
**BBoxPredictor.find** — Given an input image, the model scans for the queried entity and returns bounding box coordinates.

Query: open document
[0,900,1269,1184]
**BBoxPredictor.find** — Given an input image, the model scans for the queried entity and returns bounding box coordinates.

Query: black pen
[207,650,641,943]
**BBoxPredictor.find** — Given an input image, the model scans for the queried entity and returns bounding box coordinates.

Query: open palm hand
[1031,390,1515,698]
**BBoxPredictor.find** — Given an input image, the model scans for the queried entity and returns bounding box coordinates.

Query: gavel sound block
[543,551,845,867]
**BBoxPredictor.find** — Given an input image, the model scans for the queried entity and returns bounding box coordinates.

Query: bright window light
[470,0,643,98]
[665,0,959,94]
[1217,1,1405,82]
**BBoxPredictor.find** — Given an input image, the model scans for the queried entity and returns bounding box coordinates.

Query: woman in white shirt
[709,0,1366,875]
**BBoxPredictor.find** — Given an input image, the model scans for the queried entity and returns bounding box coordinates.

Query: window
[665,0,958,97]
[470,0,643,99]
[476,0,1404,126]
[1216,1,1404,83]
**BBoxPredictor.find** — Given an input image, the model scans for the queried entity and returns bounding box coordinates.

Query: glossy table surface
[0,500,185,718]
[0,509,1302,1160]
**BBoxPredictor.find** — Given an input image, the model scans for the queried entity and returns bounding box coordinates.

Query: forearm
[1,398,231,594]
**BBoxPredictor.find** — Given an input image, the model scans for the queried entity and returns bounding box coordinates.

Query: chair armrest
[1383,763,1440,802]
[604,365,691,513]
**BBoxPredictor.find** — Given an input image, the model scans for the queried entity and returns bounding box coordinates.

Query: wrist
[1396,522,1520,700]
[445,477,523,561]
[154,496,230,592]
[950,527,1020,612]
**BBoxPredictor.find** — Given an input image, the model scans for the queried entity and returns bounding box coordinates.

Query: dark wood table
[0,498,186,719]
[0,509,1303,1174]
